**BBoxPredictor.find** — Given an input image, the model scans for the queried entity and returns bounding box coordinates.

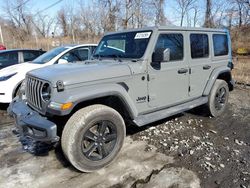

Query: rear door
[147,31,189,109]
[188,32,213,98]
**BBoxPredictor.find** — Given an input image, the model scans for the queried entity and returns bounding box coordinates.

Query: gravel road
[0,86,249,188]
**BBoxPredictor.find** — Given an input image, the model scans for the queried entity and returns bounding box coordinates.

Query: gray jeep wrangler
[8,26,234,172]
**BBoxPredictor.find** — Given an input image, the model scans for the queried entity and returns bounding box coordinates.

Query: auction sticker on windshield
[134,32,151,39]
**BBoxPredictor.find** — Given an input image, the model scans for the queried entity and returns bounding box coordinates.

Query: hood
[28,61,132,87]
[0,62,43,76]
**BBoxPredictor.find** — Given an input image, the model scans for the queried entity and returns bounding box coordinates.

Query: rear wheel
[61,104,125,172]
[207,79,229,117]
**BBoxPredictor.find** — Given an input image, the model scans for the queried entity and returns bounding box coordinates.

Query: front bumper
[8,98,59,143]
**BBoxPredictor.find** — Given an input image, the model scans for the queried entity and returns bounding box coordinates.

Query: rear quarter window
[213,34,228,56]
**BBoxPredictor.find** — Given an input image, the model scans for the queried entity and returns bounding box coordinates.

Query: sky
[0,0,67,18]
[0,0,207,27]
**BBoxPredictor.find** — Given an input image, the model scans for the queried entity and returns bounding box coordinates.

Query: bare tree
[204,0,214,27]
[33,13,54,37]
[121,0,133,29]
[175,0,197,26]
[152,0,166,26]
[98,0,120,32]
[192,5,199,27]
[2,0,33,41]
[57,8,68,37]
[233,0,250,27]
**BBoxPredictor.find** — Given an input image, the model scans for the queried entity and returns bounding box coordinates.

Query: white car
[0,44,97,103]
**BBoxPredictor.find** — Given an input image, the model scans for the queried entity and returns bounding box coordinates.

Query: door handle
[203,65,211,70]
[178,68,188,74]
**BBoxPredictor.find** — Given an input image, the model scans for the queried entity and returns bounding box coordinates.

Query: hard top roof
[106,26,228,35]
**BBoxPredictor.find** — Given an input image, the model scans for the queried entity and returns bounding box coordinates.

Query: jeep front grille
[26,76,44,110]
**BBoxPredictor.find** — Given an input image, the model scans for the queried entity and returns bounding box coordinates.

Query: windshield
[93,30,152,59]
[32,47,67,64]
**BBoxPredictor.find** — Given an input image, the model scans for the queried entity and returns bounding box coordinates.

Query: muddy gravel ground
[0,86,249,188]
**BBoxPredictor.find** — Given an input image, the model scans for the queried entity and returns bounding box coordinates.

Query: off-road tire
[61,104,125,172]
[207,79,229,117]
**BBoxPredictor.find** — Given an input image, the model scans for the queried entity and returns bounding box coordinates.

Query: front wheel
[61,104,125,172]
[207,79,229,117]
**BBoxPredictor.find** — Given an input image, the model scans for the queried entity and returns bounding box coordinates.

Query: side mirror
[58,59,68,64]
[152,48,170,63]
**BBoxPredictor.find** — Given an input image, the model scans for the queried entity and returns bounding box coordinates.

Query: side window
[77,48,89,61]
[23,51,39,62]
[61,48,89,62]
[0,52,18,65]
[190,34,209,58]
[213,34,228,56]
[154,33,184,61]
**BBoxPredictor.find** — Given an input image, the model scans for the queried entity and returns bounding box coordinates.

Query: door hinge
[189,68,191,74]
[147,74,150,81]
[188,86,191,92]
[147,95,150,102]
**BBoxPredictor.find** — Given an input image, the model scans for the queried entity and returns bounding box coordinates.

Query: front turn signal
[61,102,73,110]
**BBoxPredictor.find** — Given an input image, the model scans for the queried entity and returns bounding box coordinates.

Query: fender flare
[12,79,24,98]
[203,67,232,96]
[53,83,138,119]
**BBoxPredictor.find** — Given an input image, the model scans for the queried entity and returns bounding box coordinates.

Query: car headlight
[0,72,17,81]
[41,83,51,102]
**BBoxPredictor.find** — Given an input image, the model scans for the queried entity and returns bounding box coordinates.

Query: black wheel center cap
[97,136,105,143]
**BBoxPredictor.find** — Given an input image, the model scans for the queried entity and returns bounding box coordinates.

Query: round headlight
[41,83,51,102]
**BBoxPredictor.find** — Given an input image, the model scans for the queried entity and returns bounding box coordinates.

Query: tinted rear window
[213,34,228,56]
[190,34,209,58]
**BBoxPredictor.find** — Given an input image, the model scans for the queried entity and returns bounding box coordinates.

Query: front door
[148,32,189,109]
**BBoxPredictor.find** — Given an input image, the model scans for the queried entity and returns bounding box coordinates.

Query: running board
[133,97,208,127]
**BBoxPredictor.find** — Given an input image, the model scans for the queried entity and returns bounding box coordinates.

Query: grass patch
[232,56,250,84]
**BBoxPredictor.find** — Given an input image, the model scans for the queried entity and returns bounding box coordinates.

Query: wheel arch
[54,83,138,121]
[203,67,234,96]
[72,94,136,122]
[12,79,24,99]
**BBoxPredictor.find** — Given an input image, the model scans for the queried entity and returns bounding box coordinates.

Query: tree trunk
[204,0,213,27]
